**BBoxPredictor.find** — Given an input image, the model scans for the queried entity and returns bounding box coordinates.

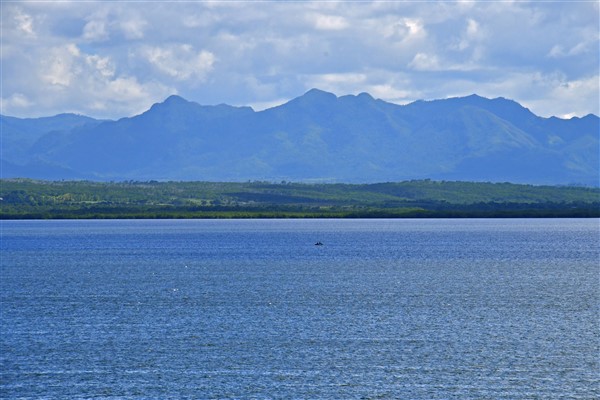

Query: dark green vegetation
[1,179,598,219]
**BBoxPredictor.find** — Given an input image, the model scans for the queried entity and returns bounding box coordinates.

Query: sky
[1,0,599,120]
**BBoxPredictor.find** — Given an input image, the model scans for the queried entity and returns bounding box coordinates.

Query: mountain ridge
[1,89,598,185]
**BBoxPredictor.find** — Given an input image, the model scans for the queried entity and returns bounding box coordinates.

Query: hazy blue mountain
[2,90,598,185]
[1,113,102,164]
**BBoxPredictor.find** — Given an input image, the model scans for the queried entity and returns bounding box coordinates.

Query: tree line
[2,179,598,219]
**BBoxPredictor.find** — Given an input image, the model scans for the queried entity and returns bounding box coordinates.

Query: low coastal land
[1,179,599,219]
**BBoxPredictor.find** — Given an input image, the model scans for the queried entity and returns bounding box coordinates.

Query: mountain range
[2,89,598,185]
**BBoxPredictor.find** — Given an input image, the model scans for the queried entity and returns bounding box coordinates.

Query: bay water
[1,219,598,399]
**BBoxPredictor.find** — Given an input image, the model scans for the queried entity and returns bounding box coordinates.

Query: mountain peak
[146,94,195,114]
[163,94,189,105]
[276,88,338,111]
[302,88,337,100]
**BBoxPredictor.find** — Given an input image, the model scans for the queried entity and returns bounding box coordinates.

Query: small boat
[314,241,324,246]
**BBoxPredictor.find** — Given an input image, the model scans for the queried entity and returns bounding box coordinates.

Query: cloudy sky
[2,1,598,119]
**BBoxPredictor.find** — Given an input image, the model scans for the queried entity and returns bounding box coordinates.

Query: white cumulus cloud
[1,1,598,118]
[409,53,440,71]
[313,14,349,31]
[27,43,173,117]
[14,8,36,37]
[142,44,216,82]
[83,18,109,42]
[120,16,147,40]
[40,44,81,87]
[2,93,34,111]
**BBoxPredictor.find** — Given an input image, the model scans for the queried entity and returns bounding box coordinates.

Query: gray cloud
[2,1,598,119]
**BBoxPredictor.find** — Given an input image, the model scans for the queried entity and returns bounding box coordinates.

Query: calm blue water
[1,218,598,399]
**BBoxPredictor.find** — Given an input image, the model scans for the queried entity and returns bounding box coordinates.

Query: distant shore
[2,179,599,219]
